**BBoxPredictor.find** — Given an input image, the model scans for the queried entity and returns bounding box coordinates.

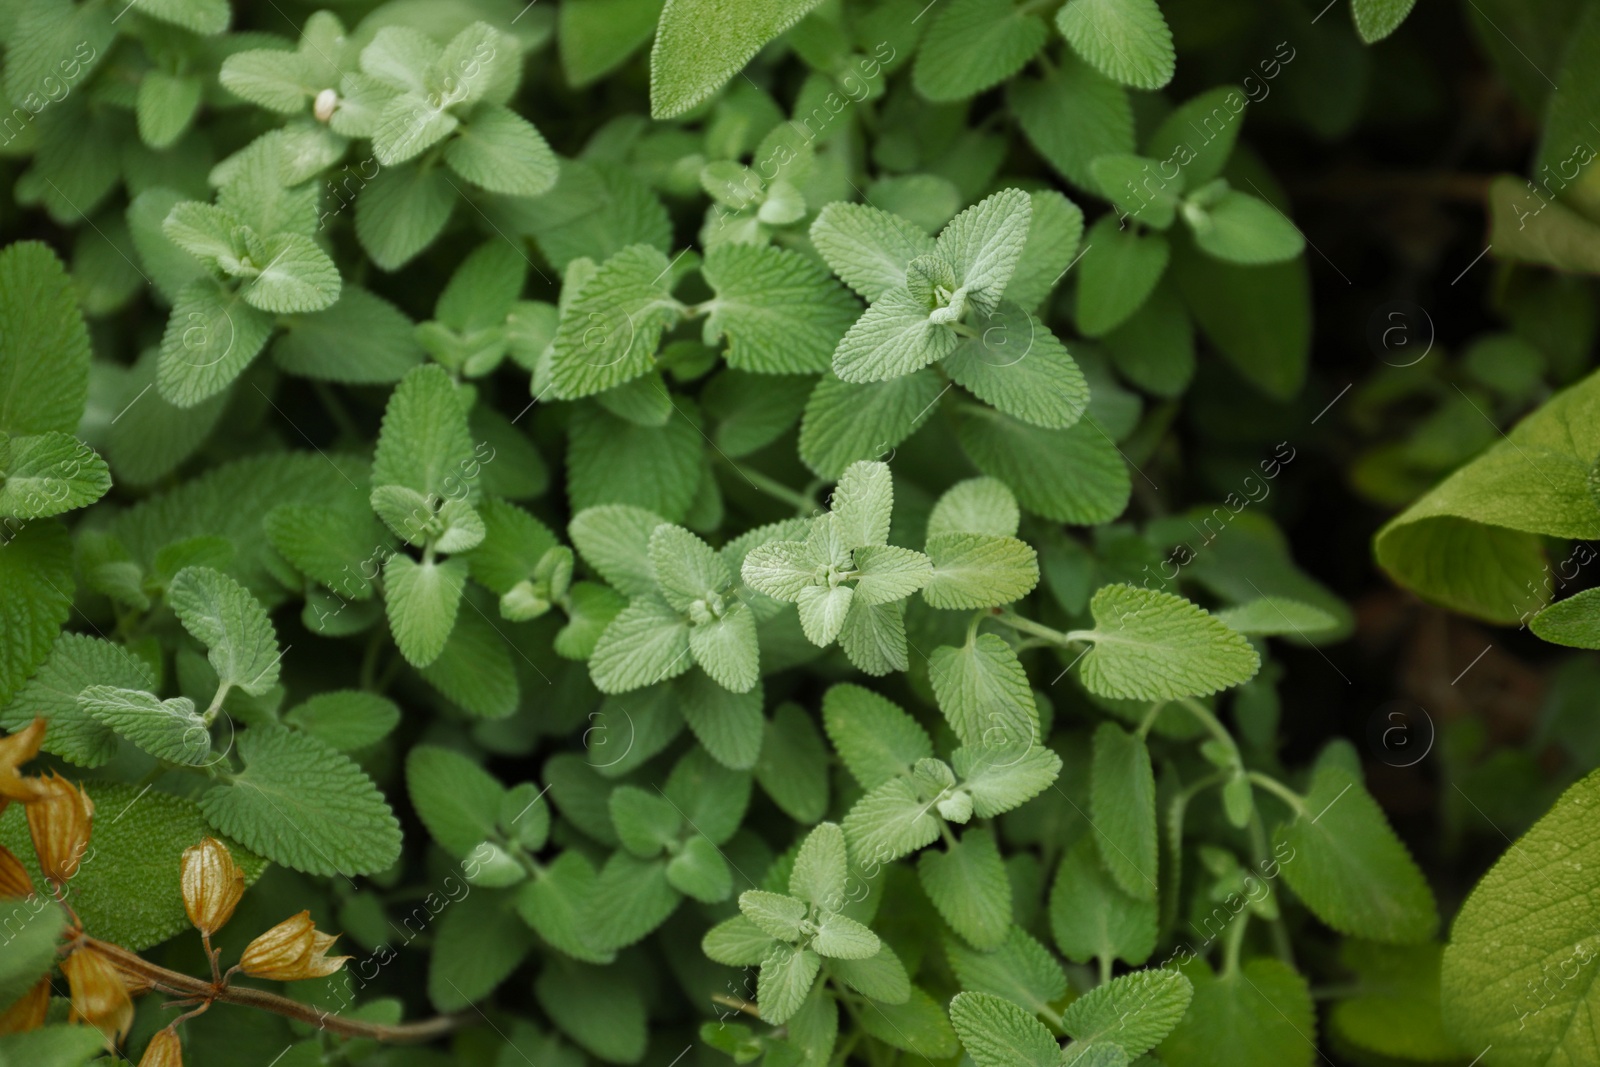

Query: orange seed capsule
[239,910,351,981]
[0,844,34,899]
[180,837,244,937]
[0,717,46,809]
[61,946,134,1047]
[26,772,94,885]
[0,978,49,1035]
[138,1028,184,1067]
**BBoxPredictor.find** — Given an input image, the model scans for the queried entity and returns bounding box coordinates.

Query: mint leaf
[0,432,110,518]
[549,245,682,399]
[929,633,1040,748]
[1090,723,1159,901]
[832,286,960,383]
[1061,968,1193,1058]
[167,565,282,696]
[384,555,468,668]
[936,188,1033,316]
[1050,836,1157,966]
[949,991,1061,1067]
[823,683,934,790]
[914,0,1049,103]
[943,305,1089,429]
[1076,584,1261,701]
[929,478,1022,539]
[1353,0,1418,42]
[1187,188,1305,265]
[800,370,944,479]
[811,202,936,303]
[650,0,826,118]
[1275,765,1438,943]
[78,686,209,765]
[1057,0,1176,89]
[156,278,275,407]
[0,633,154,767]
[373,364,477,500]
[201,726,402,875]
[589,595,693,692]
[702,243,861,374]
[923,533,1039,609]
[918,827,1012,950]
[445,103,558,197]
[957,406,1132,524]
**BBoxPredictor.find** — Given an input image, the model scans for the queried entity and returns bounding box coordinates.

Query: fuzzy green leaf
[1077,584,1261,700]
[168,566,281,696]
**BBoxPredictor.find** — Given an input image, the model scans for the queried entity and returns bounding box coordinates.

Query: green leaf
[516,852,615,964]
[569,504,669,598]
[919,827,1012,950]
[831,460,893,547]
[0,243,91,434]
[283,690,400,751]
[0,1028,107,1067]
[590,595,693,692]
[1187,189,1305,265]
[853,545,934,604]
[1062,969,1193,1058]
[832,286,959,384]
[1214,597,1339,638]
[1007,190,1087,312]
[1050,836,1157,966]
[800,370,944,479]
[0,898,64,1006]
[201,726,401,876]
[1352,0,1417,42]
[949,991,1061,1067]
[1089,723,1159,900]
[823,683,933,790]
[798,582,855,646]
[1057,0,1175,89]
[137,0,229,35]
[928,633,1039,748]
[0,633,154,767]
[1144,88,1246,188]
[428,888,536,1011]
[953,741,1062,817]
[537,959,648,1060]
[923,533,1039,609]
[667,833,733,902]
[957,406,1131,524]
[1439,766,1600,1061]
[1092,154,1182,230]
[406,744,505,858]
[814,911,881,959]
[550,245,682,399]
[384,555,468,668]
[273,286,425,384]
[844,776,941,864]
[612,785,683,856]
[1169,231,1310,401]
[690,603,761,692]
[1076,216,1170,337]
[756,702,831,823]
[649,0,826,118]
[929,478,1022,539]
[704,913,778,965]
[943,305,1089,429]
[373,364,477,500]
[858,985,960,1058]
[651,523,732,611]
[559,0,662,86]
[946,926,1068,1019]
[936,188,1033,316]
[137,71,202,149]
[1076,584,1261,701]
[0,783,266,951]
[0,521,74,705]
[1011,58,1134,192]
[446,103,558,197]
[219,48,318,113]
[78,686,209,765]
[157,278,275,407]
[789,821,849,911]
[1158,958,1315,1067]
[914,0,1049,102]
[239,232,341,314]
[0,432,109,519]
[168,566,282,696]
[356,162,455,271]
[1531,587,1600,647]
[744,888,810,940]
[833,943,913,1004]
[701,244,860,375]
[811,202,936,303]
[1275,764,1438,943]
[1331,942,1459,1062]
[758,941,823,1023]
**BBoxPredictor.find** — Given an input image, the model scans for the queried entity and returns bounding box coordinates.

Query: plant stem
[710,993,762,1018]
[85,938,465,1044]
[989,611,1089,648]
[717,455,817,515]
[1221,912,1249,977]
[1246,772,1307,818]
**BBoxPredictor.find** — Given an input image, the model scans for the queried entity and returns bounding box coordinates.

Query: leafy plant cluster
[0,0,1597,1065]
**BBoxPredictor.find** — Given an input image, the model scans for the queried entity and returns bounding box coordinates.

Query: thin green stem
[1246,771,1308,818]
[1178,698,1239,761]
[1221,911,1250,977]
[989,611,1087,648]
[717,455,817,515]
[201,682,231,727]
[1246,809,1295,966]
[1097,953,1112,985]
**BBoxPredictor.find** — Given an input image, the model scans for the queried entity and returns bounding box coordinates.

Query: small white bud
[313,88,338,123]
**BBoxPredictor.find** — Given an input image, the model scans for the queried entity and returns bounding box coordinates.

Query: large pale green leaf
[650,0,826,117]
